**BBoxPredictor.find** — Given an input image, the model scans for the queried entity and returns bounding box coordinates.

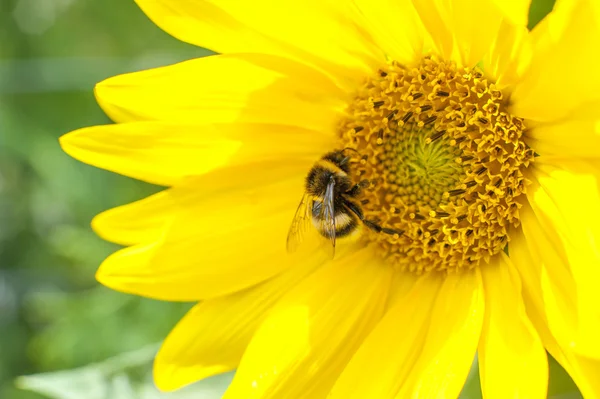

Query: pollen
[340,56,534,273]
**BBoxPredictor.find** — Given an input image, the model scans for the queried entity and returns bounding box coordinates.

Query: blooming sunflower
[60,0,600,397]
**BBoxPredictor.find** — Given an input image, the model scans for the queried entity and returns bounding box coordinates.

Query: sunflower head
[338,55,533,273]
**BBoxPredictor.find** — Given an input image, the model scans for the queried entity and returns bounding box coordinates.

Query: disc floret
[341,56,534,273]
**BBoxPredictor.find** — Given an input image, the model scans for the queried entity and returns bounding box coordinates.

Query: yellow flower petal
[478,253,548,399]
[527,159,600,358]
[134,0,383,90]
[96,169,312,301]
[329,273,441,399]
[222,247,392,399]
[526,101,600,158]
[513,230,600,398]
[509,211,578,354]
[511,206,581,357]
[533,322,600,399]
[60,122,238,186]
[330,269,483,399]
[60,122,335,186]
[412,0,518,67]
[353,0,427,65]
[450,0,505,67]
[92,190,172,246]
[95,53,347,128]
[483,20,531,89]
[154,253,324,391]
[384,270,419,312]
[489,0,531,26]
[91,143,323,245]
[411,0,454,61]
[511,0,600,122]
[394,270,484,398]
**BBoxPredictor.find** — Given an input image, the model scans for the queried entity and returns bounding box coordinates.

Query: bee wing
[320,176,337,253]
[286,193,314,253]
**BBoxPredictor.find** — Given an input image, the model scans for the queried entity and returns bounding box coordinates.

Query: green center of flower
[340,55,534,273]
[384,122,464,209]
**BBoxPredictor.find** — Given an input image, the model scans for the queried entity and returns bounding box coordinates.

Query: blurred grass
[0,0,584,398]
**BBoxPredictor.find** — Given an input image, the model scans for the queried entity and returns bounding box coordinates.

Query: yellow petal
[154,252,324,391]
[60,122,239,186]
[384,270,419,312]
[513,229,600,398]
[222,247,392,399]
[134,0,383,90]
[411,0,454,61]
[526,101,600,158]
[353,0,428,65]
[527,159,600,358]
[489,0,531,26]
[533,322,600,399]
[511,208,581,357]
[450,0,505,67]
[95,53,347,129]
[60,121,335,186]
[329,273,441,399]
[478,253,548,399]
[511,0,600,122]
[412,0,518,67]
[96,167,314,301]
[330,269,483,398]
[92,149,320,246]
[482,20,531,89]
[92,190,172,246]
[394,270,484,398]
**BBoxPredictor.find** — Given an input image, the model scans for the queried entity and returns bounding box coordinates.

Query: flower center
[339,56,534,273]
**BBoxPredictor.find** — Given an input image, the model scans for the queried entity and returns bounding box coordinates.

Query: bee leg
[345,179,371,197]
[343,199,364,221]
[364,221,403,236]
[345,184,361,197]
[363,219,382,233]
[344,199,402,235]
[382,227,405,236]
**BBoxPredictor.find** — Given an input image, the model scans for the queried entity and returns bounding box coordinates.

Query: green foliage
[529,0,556,29]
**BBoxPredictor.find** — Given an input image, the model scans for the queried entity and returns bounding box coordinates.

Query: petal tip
[58,130,78,152]
[59,129,90,164]
[94,265,112,288]
[94,248,135,288]
[95,255,120,288]
[90,212,117,244]
[152,359,179,392]
[93,83,111,110]
[90,209,117,236]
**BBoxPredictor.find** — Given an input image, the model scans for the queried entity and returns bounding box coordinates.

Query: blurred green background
[0,0,583,398]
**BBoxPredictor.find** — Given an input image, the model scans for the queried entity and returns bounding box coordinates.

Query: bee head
[323,148,361,173]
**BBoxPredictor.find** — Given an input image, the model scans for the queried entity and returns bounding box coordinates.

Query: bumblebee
[287,149,393,254]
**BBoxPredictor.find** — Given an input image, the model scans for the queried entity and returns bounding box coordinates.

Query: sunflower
[60,0,600,397]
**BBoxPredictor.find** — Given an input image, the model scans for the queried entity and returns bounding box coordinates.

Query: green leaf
[16,345,233,399]
[529,0,556,29]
